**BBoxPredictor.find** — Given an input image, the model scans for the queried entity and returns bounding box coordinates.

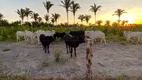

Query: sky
[0,0,142,24]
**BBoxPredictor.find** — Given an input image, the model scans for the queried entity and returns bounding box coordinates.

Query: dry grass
[30,74,142,80]
[0,74,142,80]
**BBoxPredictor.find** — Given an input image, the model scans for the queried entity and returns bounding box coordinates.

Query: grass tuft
[2,48,10,52]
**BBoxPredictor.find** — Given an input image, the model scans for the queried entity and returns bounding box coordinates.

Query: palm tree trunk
[47,11,49,23]
[86,20,88,24]
[21,18,24,25]
[73,14,75,24]
[56,20,57,25]
[27,16,29,22]
[118,16,120,25]
[67,11,69,24]
[94,13,96,25]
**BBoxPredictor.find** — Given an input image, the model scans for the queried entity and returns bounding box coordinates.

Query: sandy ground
[0,41,142,78]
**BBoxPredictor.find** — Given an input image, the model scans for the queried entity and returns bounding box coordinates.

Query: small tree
[113,9,127,25]
[51,18,55,25]
[24,7,33,22]
[0,13,4,20]
[84,15,91,24]
[44,14,49,23]
[38,17,42,23]
[105,20,110,26]
[31,12,39,22]
[52,13,61,25]
[96,20,103,26]
[78,15,85,24]
[16,8,25,24]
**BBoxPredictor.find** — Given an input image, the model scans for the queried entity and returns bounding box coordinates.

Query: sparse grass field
[0,25,142,42]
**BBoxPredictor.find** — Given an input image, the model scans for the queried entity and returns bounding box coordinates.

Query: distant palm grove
[0,0,137,27]
[0,0,142,41]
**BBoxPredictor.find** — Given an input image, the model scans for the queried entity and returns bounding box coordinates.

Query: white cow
[123,31,142,42]
[85,30,106,44]
[16,31,26,41]
[25,30,35,43]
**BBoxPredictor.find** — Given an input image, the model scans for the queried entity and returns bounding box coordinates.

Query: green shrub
[3,48,10,52]
[55,48,61,62]
[0,25,142,42]
[41,61,49,68]
[0,74,28,80]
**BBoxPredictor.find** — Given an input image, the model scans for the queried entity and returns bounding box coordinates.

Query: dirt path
[0,41,142,78]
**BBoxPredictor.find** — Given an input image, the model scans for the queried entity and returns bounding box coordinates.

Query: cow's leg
[17,35,19,42]
[31,37,33,43]
[74,48,77,57]
[66,44,69,54]
[44,46,47,53]
[47,46,50,54]
[69,46,71,53]
[24,35,26,41]
[70,47,73,58]
[38,36,40,44]
[103,38,106,44]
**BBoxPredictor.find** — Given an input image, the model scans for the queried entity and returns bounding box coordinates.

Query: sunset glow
[0,0,142,24]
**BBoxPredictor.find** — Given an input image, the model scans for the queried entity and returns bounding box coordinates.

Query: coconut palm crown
[90,3,101,25]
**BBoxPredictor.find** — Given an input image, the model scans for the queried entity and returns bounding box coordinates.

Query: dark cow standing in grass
[40,34,55,53]
[64,34,85,58]
[54,32,66,40]
[69,31,85,38]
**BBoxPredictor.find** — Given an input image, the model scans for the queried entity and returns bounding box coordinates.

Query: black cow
[40,34,55,53]
[64,34,85,58]
[69,31,85,38]
[54,32,66,40]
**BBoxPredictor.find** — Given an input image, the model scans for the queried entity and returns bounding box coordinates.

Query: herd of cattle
[16,30,142,57]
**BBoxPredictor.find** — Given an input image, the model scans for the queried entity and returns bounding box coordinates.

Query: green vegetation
[2,48,10,52]
[0,73,139,80]
[41,61,49,68]
[55,48,61,62]
[0,25,142,43]
[0,74,28,80]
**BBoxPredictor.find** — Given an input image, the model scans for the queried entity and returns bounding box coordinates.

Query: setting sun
[121,15,136,24]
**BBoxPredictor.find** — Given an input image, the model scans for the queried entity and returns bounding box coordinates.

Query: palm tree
[84,15,91,24]
[61,0,73,24]
[38,17,42,23]
[51,18,55,24]
[43,1,54,17]
[17,8,25,24]
[90,3,101,25]
[52,13,61,25]
[24,7,33,22]
[44,14,49,23]
[125,20,129,26]
[112,22,118,27]
[70,1,80,24]
[113,9,127,24]
[96,20,103,26]
[78,15,84,24]
[105,20,111,26]
[121,20,128,26]
[0,13,3,20]
[31,12,39,22]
